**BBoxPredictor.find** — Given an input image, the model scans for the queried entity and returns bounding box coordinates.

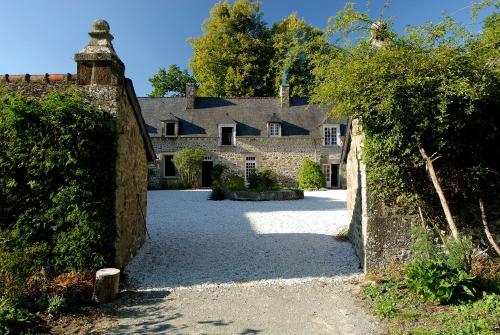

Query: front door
[331,164,339,188]
[322,164,331,188]
[202,160,213,187]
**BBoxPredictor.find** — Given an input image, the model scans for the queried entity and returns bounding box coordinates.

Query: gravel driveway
[114,190,383,334]
[125,190,362,289]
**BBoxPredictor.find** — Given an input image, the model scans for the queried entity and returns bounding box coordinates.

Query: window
[220,126,235,146]
[161,121,177,137]
[245,156,256,184]
[163,154,176,177]
[324,125,339,146]
[269,122,281,137]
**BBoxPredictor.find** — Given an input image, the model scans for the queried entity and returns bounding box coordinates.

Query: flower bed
[226,189,304,201]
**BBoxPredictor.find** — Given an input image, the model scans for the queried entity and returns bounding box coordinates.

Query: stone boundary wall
[346,119,414,272]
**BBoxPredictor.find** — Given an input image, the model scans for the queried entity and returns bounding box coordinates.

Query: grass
[362,261,500,335]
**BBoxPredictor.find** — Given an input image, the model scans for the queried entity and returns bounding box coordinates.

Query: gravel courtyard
[114,190,383,334]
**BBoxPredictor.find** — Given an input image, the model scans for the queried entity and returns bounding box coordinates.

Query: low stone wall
[346,119,415,273]
[226,189,304,201]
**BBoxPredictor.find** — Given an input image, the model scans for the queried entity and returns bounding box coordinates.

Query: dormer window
[161,118,178,137]
[219,124,236,146]
[323,124,340,146]
[269,122,281,137]
[218,114,236,146]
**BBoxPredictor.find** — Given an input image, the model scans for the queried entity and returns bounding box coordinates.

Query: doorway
[331,164,339,188]
[202,157,213,188]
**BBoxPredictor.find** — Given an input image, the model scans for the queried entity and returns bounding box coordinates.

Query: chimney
[186,83,196,109]
[74,19,125,86]
[280,84,290,109]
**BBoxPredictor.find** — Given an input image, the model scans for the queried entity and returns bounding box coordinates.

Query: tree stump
[93,268,120,303]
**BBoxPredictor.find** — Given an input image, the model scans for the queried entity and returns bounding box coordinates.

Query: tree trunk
[93,268,120,303]
[479,197,500,256]
[419,145,460,240]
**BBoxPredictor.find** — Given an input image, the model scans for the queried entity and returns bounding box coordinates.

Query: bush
[211,164,227,187]
[247,168,278,191]
[0,298,33,335]
[225,175,246,191]
[209,186,226,200]
[171,148,207,188]
[406,259,476,303]
[0,88,116,304]
[46,295,66,316]
[406,227,476,303]
[298,159,325,189]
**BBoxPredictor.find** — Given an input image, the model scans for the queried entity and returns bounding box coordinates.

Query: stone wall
[150,136,343,188]
[2,20,154,269]
[346,119,414,273]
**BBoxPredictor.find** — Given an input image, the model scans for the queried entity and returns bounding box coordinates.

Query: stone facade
[149,136,342,189]
[1,20,155,268]
[345,119,414,273]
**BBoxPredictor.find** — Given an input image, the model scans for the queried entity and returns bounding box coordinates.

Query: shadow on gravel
[125,190,361,289]
[111,291,263,334]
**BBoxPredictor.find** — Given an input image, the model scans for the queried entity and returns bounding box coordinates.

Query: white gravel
[124,189,362,290]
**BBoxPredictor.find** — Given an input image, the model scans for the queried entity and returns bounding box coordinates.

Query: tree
[189,0,272,97]
[268,13,329,98]
[312,4,500,243]
[148,64,196,97]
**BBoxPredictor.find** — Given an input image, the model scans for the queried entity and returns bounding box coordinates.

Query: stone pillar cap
[75,19,121,62]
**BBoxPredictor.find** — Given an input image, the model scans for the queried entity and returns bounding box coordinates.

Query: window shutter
[160,121,165,137]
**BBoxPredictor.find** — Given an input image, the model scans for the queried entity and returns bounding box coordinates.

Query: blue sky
[0,1,493,96]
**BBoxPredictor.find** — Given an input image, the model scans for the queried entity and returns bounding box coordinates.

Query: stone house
[141,84,347,189]
[0,20,155,268]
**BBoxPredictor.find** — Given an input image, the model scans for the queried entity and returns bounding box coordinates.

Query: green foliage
[405,260,476,304]
[148,64,196,97]
[224,175,246,191]
[268,13,330,97]
[312,5,500,245]
[171,148,206,188]
[211,163,227,187]
[247,168,279,191]
[46,295,66,316]
[298,159,325,189]
[189,0,272,97]
[209,186,226,201]
[363,278,499,334]
[0,298,33,335]
[335,226,349,241]
[0,87,116,297]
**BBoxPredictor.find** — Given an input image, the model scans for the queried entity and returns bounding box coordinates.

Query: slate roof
[139,97,345,138]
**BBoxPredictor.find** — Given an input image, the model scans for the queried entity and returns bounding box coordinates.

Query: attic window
[219,125,236,146]
[161,121,177,137]
[269,122,281,137]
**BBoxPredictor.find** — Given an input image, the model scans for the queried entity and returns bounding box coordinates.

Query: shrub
[405,259,476,303]
[209,186,226,200]
[298,159,325,189]
[225,175,246,191]
[46,295,66,316]
[247,168,278,191]
[0,298,33,335]
[0,88,116,305]
[171,148,207,188]
[211,164,227,187]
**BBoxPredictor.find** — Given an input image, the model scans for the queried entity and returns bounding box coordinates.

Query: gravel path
[114,190,383,334]
[125,190,362,289]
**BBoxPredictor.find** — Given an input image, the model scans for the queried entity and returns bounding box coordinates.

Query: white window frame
[323,124,340,146]
[162,153,177,178]
[269,122,281,137]
[245,156,256,185]
[218,124,236,146]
